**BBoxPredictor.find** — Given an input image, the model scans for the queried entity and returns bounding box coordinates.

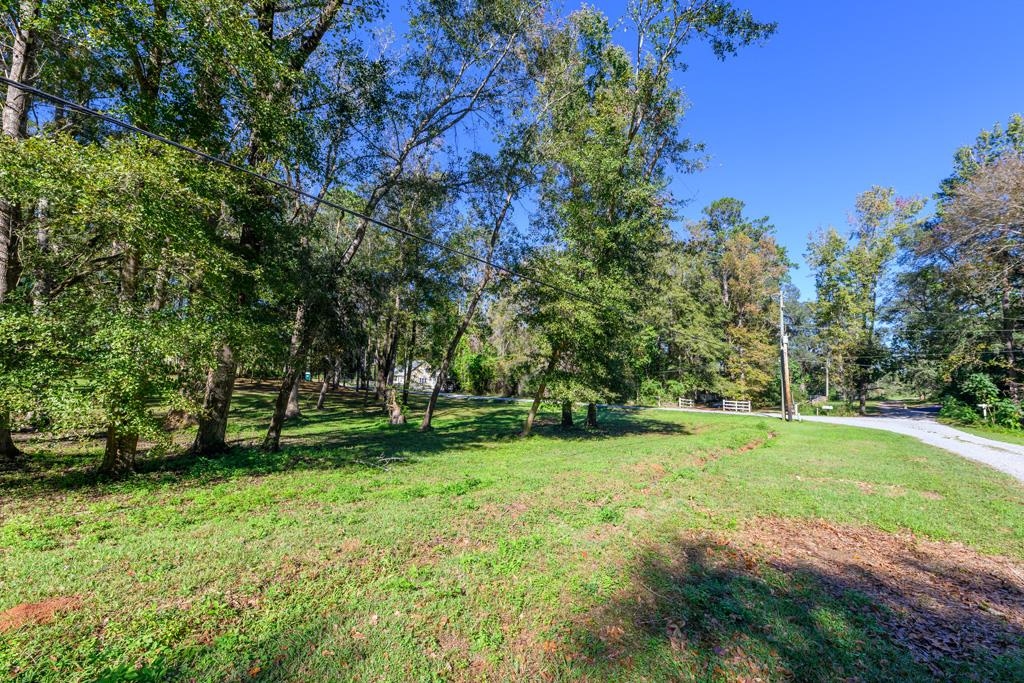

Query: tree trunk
[586,402,598,428]
[373,334,387,402]
[264,366,300,452]
[561,400,573,428]
[386,386,406,425]
[192,344,236,455]
[522,351,558,437]
[285,376,302,419]
[100,423,138,476]
[420,271,493,431]
[402,320,416,405]
[419,352,454,432]
[316,364,330,410]
[263,303,307,452]
[0,3,39,457]
[0,411,22,469]
[374,316,401,406]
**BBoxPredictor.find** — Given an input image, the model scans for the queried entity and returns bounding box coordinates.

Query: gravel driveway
[803,405,1024,483]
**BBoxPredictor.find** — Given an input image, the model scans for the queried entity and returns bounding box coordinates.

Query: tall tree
[0,0,40,465]
[687,198,787,400]
[521,3,773,433]
[420,141,535,431]
[807,187,924,414]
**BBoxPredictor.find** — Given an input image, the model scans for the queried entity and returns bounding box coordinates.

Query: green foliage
[990,399,1024,431]
[806,187,925,409]
[959,373,1000,406]
[892,115,1024,406]
[0,136,245,448]
[637,378,689,405]
[939,396,980,425]
[452,339,497,395]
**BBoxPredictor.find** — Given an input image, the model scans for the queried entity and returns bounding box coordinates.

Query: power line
[0,77,600,306]
[796,327,1024,334]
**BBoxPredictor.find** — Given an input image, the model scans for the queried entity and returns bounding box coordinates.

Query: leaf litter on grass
[739,517,1024,667]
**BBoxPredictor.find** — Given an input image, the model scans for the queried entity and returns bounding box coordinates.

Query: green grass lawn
[2,385,1024,682]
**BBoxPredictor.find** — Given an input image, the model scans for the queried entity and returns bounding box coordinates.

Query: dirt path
[803,408,1024,484]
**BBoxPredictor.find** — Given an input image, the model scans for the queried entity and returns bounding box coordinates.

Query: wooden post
[779,288,795,421]
[824,356,830,401]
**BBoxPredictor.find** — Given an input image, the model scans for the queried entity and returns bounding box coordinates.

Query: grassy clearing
[2,385,1023,681]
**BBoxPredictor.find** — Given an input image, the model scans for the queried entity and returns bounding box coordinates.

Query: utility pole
[779,288,795,421]
[824,356,830,401]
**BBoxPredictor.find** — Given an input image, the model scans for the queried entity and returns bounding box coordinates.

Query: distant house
[392,361,440,388]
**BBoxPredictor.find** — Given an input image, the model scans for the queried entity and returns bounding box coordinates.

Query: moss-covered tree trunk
[100,424,138,476]
[192,344,236,455]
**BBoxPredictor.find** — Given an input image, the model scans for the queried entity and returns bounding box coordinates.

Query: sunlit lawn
[2,385,1023,681]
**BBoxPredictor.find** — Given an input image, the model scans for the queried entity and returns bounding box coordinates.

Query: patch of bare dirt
[630,462,668,478]
[0,596,82,632]
[736,432,778,453]
[739,517,1024,663]
[697,431,778,465]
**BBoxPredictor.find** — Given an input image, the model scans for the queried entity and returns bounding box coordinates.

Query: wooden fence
[678,398,694,408]
[722,399,751,413]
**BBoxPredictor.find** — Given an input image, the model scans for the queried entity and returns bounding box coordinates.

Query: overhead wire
[5,79,1018,351]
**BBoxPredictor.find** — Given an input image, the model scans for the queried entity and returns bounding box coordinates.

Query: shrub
[638,378,664,405]
[958,373,999,405]
[990,399,1024,431]
[939,396,980,425]
[452,342,497,395]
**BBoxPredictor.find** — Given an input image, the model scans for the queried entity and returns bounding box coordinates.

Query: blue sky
[624,0,1024,298]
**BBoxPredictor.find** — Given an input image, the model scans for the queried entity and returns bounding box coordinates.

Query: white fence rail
[678,398,694,408]
[722,399,751,413]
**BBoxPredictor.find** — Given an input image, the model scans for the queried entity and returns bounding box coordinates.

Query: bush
[638,378,664,405]
[452,342,496,395]
[990,399,1024,431]
[939,396,980,425]
[959,373,999,405]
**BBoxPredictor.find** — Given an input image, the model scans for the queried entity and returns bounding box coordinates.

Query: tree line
[798,116,1023,425]
[1,0,784,474]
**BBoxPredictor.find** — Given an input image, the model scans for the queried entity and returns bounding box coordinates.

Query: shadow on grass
[82,530,1024,682]
[2,388,692,498]
[564,535,1024,682]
